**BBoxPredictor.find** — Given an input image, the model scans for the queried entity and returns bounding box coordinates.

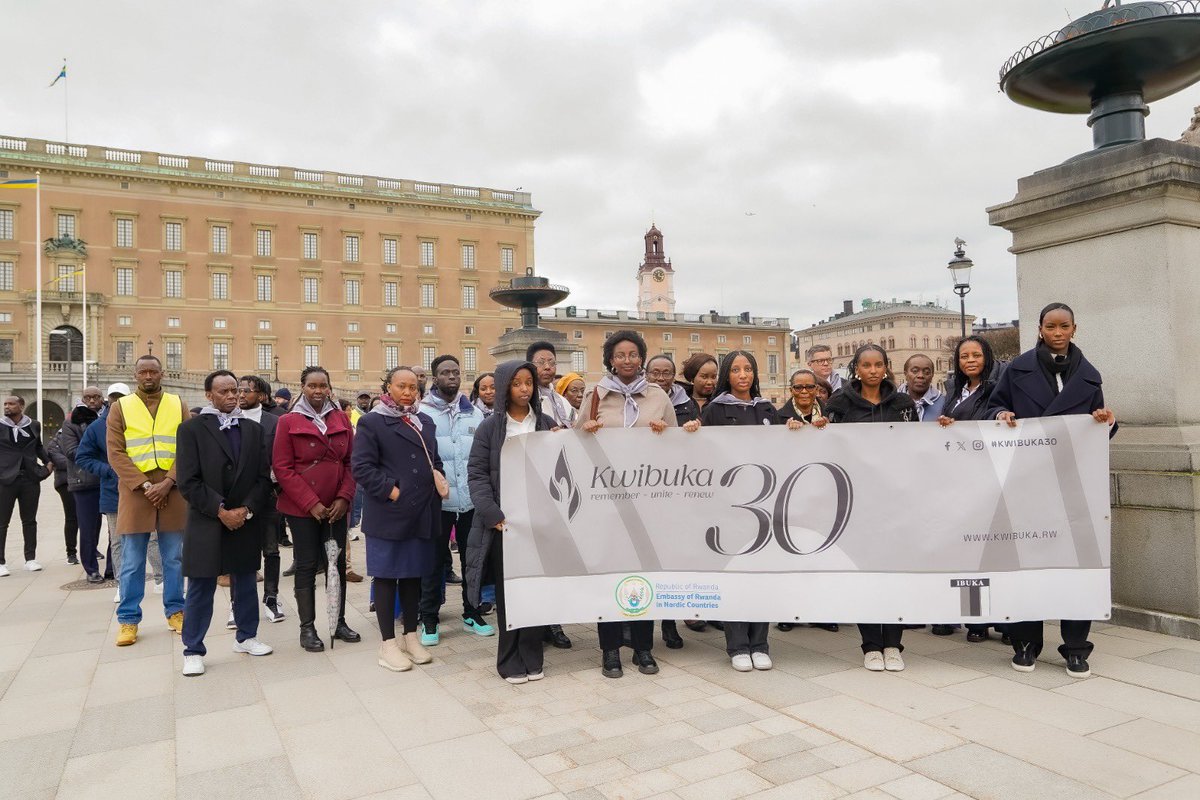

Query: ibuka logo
[547,448,582,521]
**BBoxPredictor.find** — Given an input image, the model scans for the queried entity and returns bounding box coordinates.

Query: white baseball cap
[105,382,131,398]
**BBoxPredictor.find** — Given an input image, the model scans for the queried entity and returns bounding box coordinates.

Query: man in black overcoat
[176,370,273,676]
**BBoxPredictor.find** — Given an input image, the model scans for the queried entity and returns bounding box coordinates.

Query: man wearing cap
[107,355,190,646]
[272,387,292,413]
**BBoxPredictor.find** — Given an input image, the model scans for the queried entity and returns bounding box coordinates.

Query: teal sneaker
[464,614,496,637]
[420,621,440,647]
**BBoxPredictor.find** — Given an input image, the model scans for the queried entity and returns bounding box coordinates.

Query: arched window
[909,335,917,348]
[936,337,943,349]
[923,336,930,349]
[888,337,895,350]
[48,325,83,362]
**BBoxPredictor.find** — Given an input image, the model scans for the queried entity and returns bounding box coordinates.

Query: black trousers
[373,577,421,640]
[858,623,904,654]
[492,533,544,679]
[261,508,280,601]
[55,483,78,557]
[287,514,348,625]
[73,488,102,575]
[725,622,770,656]
[0,479,40,564]
[1009,619,1093,659]
[420,509,476,624]
[598,620,653,651]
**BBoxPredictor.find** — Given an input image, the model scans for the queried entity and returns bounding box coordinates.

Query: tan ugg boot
[378,639,412,672]
[404,632,433,664]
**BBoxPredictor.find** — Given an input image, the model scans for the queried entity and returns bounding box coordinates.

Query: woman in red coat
[273,366,360,652]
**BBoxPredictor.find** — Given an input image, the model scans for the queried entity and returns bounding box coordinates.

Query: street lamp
[947,238,973,340]
[147,338,154,356]
[274,354,279,382]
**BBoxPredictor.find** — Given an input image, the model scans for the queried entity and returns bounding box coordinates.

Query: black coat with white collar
[986,347,1116,438]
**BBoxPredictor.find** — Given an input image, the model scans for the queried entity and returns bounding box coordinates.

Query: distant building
[792,298,975,380]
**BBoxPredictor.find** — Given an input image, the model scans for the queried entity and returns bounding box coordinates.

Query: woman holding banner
[699,350,802,672]
[578,331,699,678]
[824,344,917,672]
[676,353,718,425]
[988,302,1116,679]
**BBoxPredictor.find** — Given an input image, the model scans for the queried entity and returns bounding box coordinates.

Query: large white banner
[499,416,1111,628]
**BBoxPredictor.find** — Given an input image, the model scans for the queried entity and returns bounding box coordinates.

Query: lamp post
[147,338,154,357]
[947,239,974,340]
[274,354,279,383]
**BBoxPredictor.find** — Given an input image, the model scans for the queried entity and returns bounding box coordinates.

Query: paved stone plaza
[3,484,1200,800]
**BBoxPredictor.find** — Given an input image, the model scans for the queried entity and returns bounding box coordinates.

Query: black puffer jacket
[941,378,997,421]
[57,405,101,492]
[823,379,917,424]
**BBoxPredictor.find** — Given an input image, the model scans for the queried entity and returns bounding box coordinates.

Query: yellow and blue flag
[0,178,38,189]
[49,63,66,87]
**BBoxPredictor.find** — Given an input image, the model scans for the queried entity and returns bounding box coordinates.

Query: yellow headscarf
[555,372,584,396]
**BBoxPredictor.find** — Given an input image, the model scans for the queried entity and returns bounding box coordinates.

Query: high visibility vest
[349,406,362,429]
[119,393,182,472]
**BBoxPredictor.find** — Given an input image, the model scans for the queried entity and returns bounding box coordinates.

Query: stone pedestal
[988,138,1200,638]
[489,326,582,369]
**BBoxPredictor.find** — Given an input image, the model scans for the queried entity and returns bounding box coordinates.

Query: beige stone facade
[792,299,975,382]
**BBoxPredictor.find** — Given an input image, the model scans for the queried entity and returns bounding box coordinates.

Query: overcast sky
[3,1,1198,330]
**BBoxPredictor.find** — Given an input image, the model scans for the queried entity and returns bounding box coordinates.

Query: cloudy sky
[3,1,1198,330]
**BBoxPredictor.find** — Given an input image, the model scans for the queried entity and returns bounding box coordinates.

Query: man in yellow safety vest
[107,354,191,646]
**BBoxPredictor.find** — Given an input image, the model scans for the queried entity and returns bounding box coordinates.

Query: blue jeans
[117,531,184,624]
[183,572,259,656]
[350,485,364,528]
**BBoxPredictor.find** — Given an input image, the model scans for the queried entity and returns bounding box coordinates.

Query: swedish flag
[0,178,38,189]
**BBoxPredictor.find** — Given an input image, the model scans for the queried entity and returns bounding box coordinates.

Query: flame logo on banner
[548,447,582,521]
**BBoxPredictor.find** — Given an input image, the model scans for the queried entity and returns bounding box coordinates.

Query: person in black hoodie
[464,360,558,684]
[59,388,106,581]
[700,350,802,672]
[823,344,916,672]
[987,302,1116,679]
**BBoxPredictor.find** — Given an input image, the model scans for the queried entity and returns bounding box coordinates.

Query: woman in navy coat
[988,302,1116,679]
[351,366,446,673]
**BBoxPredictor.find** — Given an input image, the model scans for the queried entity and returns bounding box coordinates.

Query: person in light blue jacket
[418,355,493,643]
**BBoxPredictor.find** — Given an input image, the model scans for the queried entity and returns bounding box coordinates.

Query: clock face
[652,268,665,282]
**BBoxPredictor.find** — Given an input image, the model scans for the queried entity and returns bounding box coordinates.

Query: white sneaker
[153,581,164,594]
[113,589,121,603]
[526,671,545,681]
[226,611,236,630]
[731,653,753,672]
[864,651,886,671]
[0,564,9,577]
[182,655,205,676]
[505,674,529,685]
[24,560,42,572]
[751,652,773,671]
[232,638,273,656]
[263,598,286,623]
[883,647,905,672]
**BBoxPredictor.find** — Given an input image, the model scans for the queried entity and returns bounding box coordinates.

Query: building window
[923,336,930,349]
[213,319,227,329]
[384,344,399,370]
[500,246,514,272]
[768,336,777,345]
[0,313,10,323]
[0,337,11,361]
[743,335,752,344]
[383,281,398,307]
[256,228,272,257]
[463,347,477,372]
[303,344,319,365]
[211,272,229,300]
[346,345,361,372]
[461,243,475,269]
[461,284,476,309]
[910,336,917,348]
[344,235,360,263]
[210,342,229,370]
[301,231,318,260]
[165,341,183,371]
[420,346,435,369]
[767,354,779,375]
[211,225,229,254]
[258,319,271,331]
[305,321,317,332]
[257,343,274,372]
[118,315,132,326]
[935,337,943,349]
[0,209,13,240]
[164,222,182,251]
[663,332,672,342]
[57,213,76,238]
[116,267,135,296]
[116,341,134,365]
[116,218,134,248]
[345,279,361,305]
[382,238,397,265]
[57,263,77,292]
[164,269,183,298]
[573,330,582,339]
[256,274,273,302]
[464,325,475,335]
[385,323,397,334]
[571,351,586,373]
[303,276,319,304]
[167,316,181,328]
[419,241,435,267]
[717,335,727,344]
[420,284,436,308]
[0,261,14,292]
[690,333,700,343]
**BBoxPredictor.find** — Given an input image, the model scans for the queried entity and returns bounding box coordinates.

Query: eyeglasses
[532,358,556,368]
[808,358,833,366]
[648,370,675,379]
[611,353,641,363]
[791,385,816,391]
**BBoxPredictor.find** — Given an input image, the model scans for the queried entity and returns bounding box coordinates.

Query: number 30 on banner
[705,462,854,557]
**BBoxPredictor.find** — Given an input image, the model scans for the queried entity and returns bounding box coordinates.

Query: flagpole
[81,262,87,388]
[63,58,68,142]
[35,172,43,422]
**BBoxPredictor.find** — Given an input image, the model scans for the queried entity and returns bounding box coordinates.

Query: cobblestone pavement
[3,484,1200,799]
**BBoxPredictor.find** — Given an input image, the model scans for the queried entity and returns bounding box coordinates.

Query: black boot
[544,624,571,649]
[661,620,683,649]
[300,624,325,652]
[632,650,659,675]
[601,649,623,678]
[333,579,360,642]
[295,588,324,652]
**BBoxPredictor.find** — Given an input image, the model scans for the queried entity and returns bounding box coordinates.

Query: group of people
[0,301,1115,683]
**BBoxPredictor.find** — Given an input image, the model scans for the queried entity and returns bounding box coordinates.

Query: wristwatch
[142,481,153,492]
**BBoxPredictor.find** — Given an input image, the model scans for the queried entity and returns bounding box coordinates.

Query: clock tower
[636,223,676,315]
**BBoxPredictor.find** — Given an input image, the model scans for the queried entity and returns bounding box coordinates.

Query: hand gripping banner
[498,416,1111,628]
